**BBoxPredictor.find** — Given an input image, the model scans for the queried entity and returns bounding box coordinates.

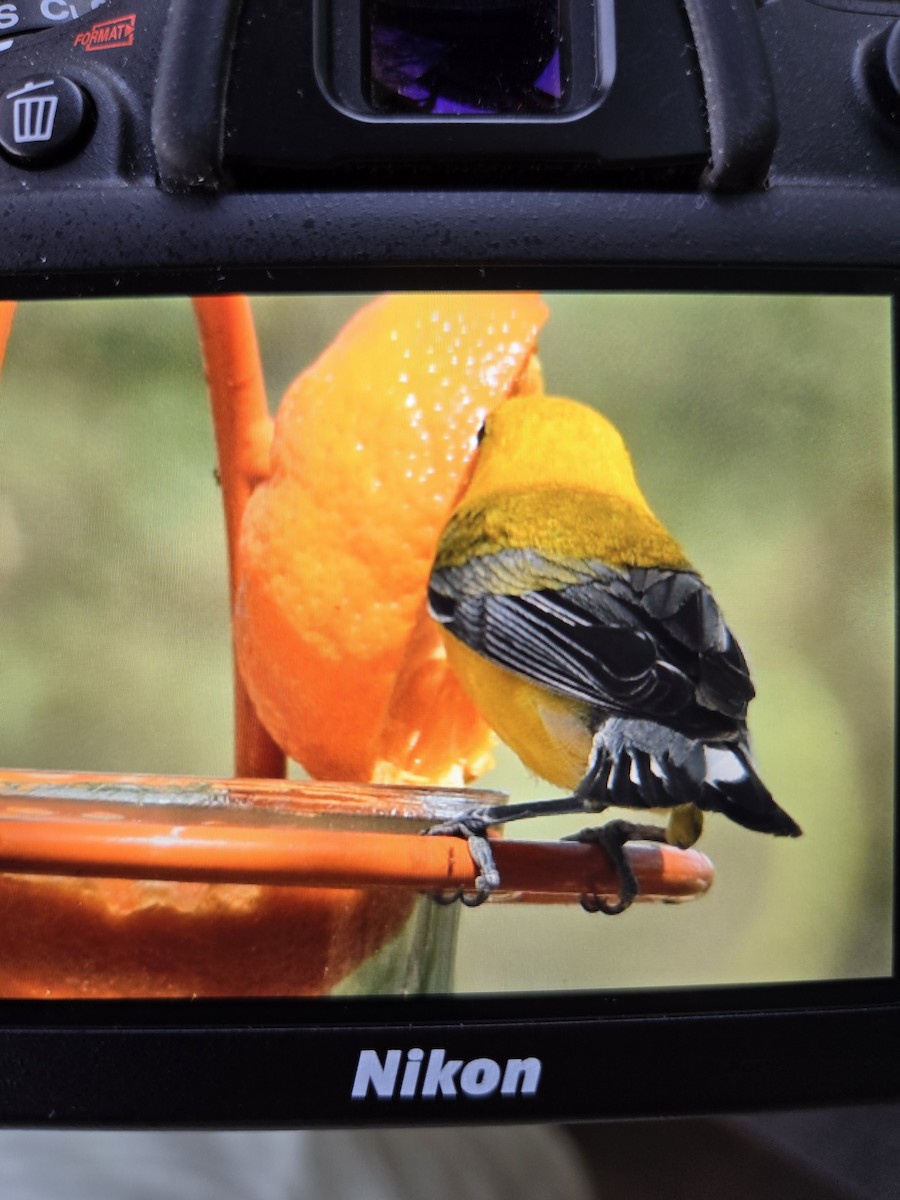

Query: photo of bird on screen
[427,392,802,912]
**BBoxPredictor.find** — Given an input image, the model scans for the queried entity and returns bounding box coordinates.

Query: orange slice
[234,293,548,783]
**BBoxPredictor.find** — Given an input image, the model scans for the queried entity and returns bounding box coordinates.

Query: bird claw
[564,819,668,914]
[425,806,669,912]
[425,811,501,906]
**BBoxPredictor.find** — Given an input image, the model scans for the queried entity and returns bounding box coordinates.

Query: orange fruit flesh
[0,874,414,998]
[235,292,548,784]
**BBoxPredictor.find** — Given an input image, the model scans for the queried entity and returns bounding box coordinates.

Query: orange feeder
[0,296,714,1000]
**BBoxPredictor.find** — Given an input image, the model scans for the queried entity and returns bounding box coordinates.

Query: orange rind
[234,293,548,784]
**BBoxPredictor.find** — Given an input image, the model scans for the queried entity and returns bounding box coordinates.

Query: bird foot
[425,809,501,907]
[563,819,668,914]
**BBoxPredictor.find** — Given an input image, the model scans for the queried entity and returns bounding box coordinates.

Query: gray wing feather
[428,550,753,737]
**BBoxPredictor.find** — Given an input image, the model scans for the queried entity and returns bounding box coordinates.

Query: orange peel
[234,292,548,784]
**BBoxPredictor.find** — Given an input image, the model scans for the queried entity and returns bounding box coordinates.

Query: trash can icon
[10,80,59,144]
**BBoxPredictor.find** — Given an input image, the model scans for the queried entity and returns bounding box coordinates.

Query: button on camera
[0,74,93,164]
[0,0,108,39]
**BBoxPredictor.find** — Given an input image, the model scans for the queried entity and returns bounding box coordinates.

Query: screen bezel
[0,257,896,1127]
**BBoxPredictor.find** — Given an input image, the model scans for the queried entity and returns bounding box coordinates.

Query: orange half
[234,293,548,783]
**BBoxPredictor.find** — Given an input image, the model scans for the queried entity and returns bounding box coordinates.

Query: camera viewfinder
[367,0,568,115]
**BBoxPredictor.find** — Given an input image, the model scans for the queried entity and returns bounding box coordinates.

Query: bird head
[464,393,655,519]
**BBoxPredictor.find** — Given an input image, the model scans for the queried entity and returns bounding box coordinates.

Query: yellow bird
[427,393,801,911]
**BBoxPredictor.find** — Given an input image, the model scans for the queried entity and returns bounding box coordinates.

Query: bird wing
[427,550,755,737]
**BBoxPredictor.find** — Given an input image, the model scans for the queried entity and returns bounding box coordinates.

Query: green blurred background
[0,292,893,993]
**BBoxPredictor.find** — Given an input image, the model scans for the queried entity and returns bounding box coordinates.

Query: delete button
[0,75,94,165]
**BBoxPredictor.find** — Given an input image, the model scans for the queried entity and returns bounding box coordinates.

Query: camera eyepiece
[367,0,566,115]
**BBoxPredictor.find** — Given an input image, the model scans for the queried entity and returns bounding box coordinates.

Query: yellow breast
[440,633,594,791]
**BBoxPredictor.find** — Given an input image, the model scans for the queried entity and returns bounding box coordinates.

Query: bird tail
[579,717,802,838]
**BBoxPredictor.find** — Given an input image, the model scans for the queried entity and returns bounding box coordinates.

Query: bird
[426,392,801,912]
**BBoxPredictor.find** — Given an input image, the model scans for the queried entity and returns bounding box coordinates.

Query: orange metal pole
[0,302,16,385]
[191,296,286,779]
[0,814,712,903]
[0,768,715,904]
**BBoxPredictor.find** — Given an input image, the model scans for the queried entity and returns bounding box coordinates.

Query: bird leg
[426,795,587,905]
[427,799,670,911]
[563,819,669,914]
[427,827,499,907]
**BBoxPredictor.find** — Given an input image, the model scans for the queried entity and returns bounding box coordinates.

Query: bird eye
[475,420,487,446]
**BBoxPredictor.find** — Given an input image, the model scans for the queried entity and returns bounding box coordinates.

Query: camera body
[0,0,896,289]
[0,0,898,1128]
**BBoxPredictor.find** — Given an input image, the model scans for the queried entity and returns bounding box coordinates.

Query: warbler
[427,393,801,911]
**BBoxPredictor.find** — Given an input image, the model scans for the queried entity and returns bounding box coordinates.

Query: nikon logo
[351,1048,541,1101]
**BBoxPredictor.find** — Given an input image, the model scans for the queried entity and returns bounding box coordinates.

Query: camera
[0,0,898,1129]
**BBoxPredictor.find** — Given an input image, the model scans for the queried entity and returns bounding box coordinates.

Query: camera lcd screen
[0,291,893,1001]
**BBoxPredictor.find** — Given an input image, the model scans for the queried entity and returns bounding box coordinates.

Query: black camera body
[0,0,898,1128]
[0,0,897,289]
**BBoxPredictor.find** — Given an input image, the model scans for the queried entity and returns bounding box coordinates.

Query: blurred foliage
[0,293,893,994]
